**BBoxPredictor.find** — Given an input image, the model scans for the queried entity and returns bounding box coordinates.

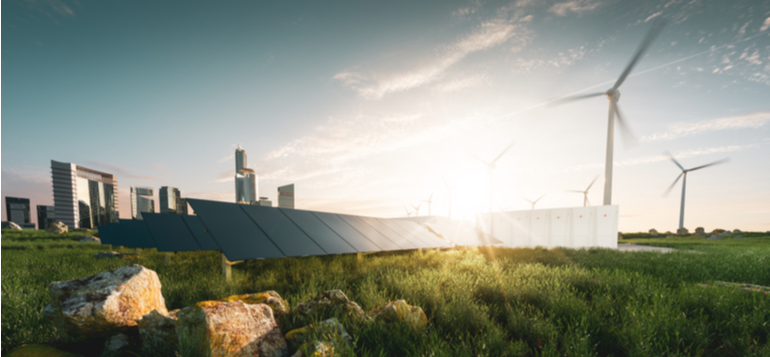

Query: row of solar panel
[97,198,452,261]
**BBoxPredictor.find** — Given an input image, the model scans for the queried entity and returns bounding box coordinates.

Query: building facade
[235,169,257,204]
[5,197,31,225]
[235,144,247,172]
[159,186,187,214]
[51,160,119,229]
[130,186,155,219]
[278,184,295,209]
[37,205,56,229]
[257,197,272,207]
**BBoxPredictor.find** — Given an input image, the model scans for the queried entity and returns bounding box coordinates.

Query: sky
[2,0,769,233]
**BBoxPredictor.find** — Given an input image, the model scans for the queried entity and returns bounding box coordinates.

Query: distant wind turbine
[423,192,434,216]
[442,177,455,220]
[404,206,413,217]
[549,20,666,206]
[663,152,729,230]
[473,140,516,237]
[566,176,599,207]
[523,194,546,210]
[411,203,422,217]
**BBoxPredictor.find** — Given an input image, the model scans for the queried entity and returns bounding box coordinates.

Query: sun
[442,162,489,222]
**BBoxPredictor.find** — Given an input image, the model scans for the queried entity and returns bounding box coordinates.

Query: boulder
[80,237,101,243]
[101,333,132,357]
[137,309,179,356]
[724,230,733,234]
[707,235,724,241]
[295,290,366,321]
[47,221,68,234]
[2,221,23,230]
[217,291,288,317]
[734,229,742,233]
[7,344,80,357]
[94,252,122,259]
[648,228,658,236]
[711,228,725,234]
[176,300,287,357]
[369,300,428,331]
[694,227,705,235]
[44,264,167,342]
[285,318,352,356]
[289,341,334,357]
[676,227,689,236]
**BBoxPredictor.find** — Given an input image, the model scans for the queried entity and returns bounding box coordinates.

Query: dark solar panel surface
[142,213,203,252]
[390,219,452,248]
[181,215,220,250]
[359,217,419,250]
[379,219,435,249]
[187,199,283,260]
[119,219,157,248]
[337,214,400,251]
[240,205,326,257]
[96,224,118,246]
[311,212,381,253]
[280,208,357,255]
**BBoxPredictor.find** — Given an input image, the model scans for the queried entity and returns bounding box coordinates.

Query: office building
[278,184,295,209]
[235,144,247,172]
[37,205,56,230]
[51,160,119,229]
[160,186,187,214]
[130,186,155,219]
[5,197,31,225]
[235,168,258,204]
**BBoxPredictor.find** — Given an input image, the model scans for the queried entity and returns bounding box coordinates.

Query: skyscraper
[234,145,257,204]
[278,184,295,209]
[235,144,246,172]
[130,186,155,219]
[37,205,56,229]
[51,160,119,229]
[5,197,31,226]
[159,186,187,214]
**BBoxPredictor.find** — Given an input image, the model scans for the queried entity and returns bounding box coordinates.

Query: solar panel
[311,212,381,253]
[279,208,357,255]
[142,213,203,252]
[384,219,450,249]
[181,215,221,251]
[359,217,420,250]
[337,214,401,251]
[118,219,157,248]
[240,205,327,257]
[186,199,283,261]
[96,223,119,246]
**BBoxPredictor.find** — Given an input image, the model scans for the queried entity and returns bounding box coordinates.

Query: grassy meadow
[2,228,769,356]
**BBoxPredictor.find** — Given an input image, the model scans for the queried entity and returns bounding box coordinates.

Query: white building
[130,186,154,219]
[51,160,119,229]
[278,184,294,209]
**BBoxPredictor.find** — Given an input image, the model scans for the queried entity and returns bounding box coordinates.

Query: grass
[2,228,769,356]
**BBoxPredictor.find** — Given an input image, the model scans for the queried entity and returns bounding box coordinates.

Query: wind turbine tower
[411,203,422,217]
[664,153,729,229]
[423,193,434,216]
[566,176,599,207]
[524,194,546,210]
[474,141,515,237]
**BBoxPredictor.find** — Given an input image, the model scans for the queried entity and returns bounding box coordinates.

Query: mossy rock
[369,300,428,330]
[7,344,80,357]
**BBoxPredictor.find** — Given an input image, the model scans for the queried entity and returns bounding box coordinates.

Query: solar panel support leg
[165,252,172,264]
[136,248,142,255]
[107,245,112,251]
[222,254,231,280]
[418,248,423,256]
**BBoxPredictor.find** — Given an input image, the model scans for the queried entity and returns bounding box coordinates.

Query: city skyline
[2,0,769,232]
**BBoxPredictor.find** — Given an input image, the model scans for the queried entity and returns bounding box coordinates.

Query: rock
[295,290,366,321]
[711,228,725,234]
[707,235,723,241]
[176,300,287,357]
[2,221,23,230]
[7,344,80,357]
[137,309,179,356]
[648,228,658,235]
[734,229,742,233]
[101,334,132,357]
[80,237,101,243]
[47,221,68,234]
[217,291,288,317]
[664,231,673,235]
[94,251,122,259]
[369,300,428,331]
[676,227,689,236]
[44,264,167,342]
[694,227,706,235]
[285,318,352,356]
[724,230,732,234]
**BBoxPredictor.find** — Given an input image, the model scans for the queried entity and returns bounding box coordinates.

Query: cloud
[84,161,168,182]
[761,17,770,32]
[640,112,770,142]
[333,20,520,99]
[433,74,489,92]
[549,0,604,16]
[215,170,234,183]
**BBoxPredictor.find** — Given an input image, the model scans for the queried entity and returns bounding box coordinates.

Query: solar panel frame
[240,205,327,257]
[359,216,420,250]
[186,199,284,261]
[180,215,221,251]
[311,212,381,253]
[279,208,357,255]
[390,219,452,248]
[142,213,203,252]
[337,214,401,251]
[382,219,445,249]
[118,219,157,248]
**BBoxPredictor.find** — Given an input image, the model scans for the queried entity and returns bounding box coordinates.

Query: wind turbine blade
[565,190,584,193]
[613,103,638,147]
[547,92,605,107]
[612,20,666,90]
[534,194,546,203]
[471,153,489,166]
[688,158,730,172]
[523,197,533,204]
[586,175,599,191]
[664,151,685,171]
[428,192,434,201]
[442,176,450,189]
[663,172,683,197]
[491,141,516,165]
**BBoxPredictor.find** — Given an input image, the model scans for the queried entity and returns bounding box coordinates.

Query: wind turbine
[411,203,422,217]
[423,192,434,216]
[566,176,599,207]
[404,206,413,217]
[663,152,729,230]
[523,194,546,210]
[473,141,516,237]
[549,20,666,206]
[442,177,455,220]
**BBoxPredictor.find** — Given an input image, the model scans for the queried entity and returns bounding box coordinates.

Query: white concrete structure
[278,184,294,209]
[477,205,619,249]
[51,160,119,229]
[130,186,154,219]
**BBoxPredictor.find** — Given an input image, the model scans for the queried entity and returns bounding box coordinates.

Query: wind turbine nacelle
[605,89,620,102]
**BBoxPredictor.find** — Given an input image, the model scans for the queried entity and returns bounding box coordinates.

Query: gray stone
[1,221,22,230]
[723,230,732,234]
[676,227,689,236]
[101,333,132,357]
[79,236,101,243]
[46,221,68,234]
[733,229,742,233]
[137,309,179,356]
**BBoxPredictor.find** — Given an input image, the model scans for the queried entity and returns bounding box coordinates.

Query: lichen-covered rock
[676,227,689,236]
[285,318,352,357]
[94,252,122,259]
[101,333,132,357]
[47,221,68,234]
[694,227,706,235]
[80,237,101,243]
[295,290,366,320]
[176,301,287,357]
[648,228,658,236]
[734,229,742,233]
[137,309,179,356]
[218,290,288,316]
[369,300,428,330]
[712,228,725,234]
[7,344,80,357]
[2,221,23,230]
[44,264,167,342]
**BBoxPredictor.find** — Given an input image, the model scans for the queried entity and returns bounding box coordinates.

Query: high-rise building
[159,186,187,214]
[235,168,257,204]
[37,205,56,229]
[5,197,31,225]
[130,187,155,219]
[278,184,295,209]
[51,160,119,229]
[235,144,247,172]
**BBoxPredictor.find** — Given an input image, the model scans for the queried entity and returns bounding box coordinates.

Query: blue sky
[2,0,769,232]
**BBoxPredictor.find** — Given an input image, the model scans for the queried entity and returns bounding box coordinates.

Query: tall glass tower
[278,184,295,209]
[5,197,31,224]
[160,186,186,214]
[234,145,257,204]
[130,186,154,219]
[51,160,118,229]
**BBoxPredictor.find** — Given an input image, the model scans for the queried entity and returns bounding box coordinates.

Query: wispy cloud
[433,74,489,92]
[84,161,168,182]
[761,17,770,32]
[640,112,770,142]
[549,0,604,16]
[334,19,522,99]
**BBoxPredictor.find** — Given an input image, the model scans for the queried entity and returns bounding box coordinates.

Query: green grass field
[2,228,769,356]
